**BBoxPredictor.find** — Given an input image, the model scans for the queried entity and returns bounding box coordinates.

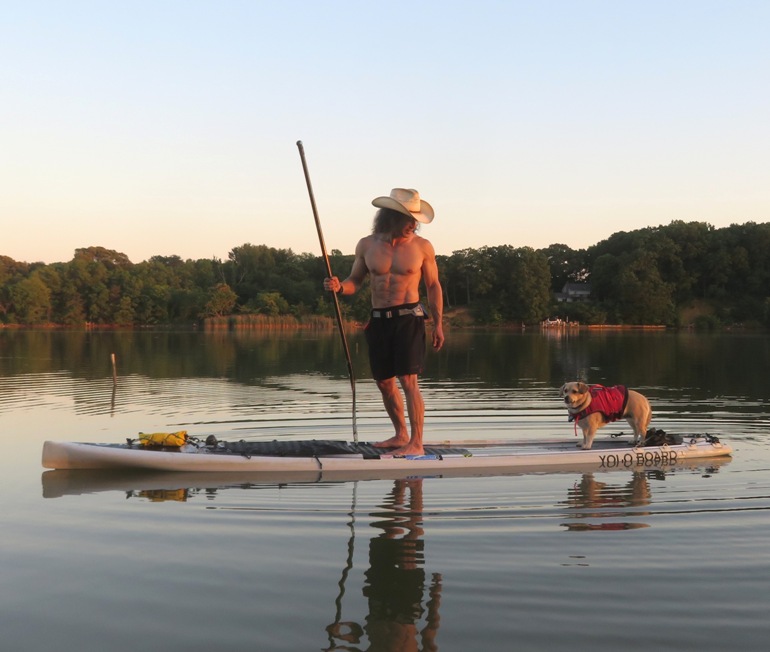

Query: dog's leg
[580,422,597,450]
[642,407,652,444]
[627,416,647,446]
[628,417,641,445]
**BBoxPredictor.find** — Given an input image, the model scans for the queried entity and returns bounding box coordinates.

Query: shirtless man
[324,188,444,456]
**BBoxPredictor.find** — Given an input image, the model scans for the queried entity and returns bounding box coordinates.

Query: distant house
[555,282,591,303]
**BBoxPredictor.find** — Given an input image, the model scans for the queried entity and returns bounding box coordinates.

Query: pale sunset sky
[2,0,768,264]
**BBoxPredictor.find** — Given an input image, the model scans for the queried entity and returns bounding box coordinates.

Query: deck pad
[209,439,470,459]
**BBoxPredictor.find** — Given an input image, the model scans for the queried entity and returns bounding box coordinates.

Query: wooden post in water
[110,353,118,413]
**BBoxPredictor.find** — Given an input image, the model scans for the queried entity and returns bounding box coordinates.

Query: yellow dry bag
[137,431,188,447]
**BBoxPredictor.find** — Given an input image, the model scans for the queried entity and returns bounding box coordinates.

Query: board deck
[41,435,732,475]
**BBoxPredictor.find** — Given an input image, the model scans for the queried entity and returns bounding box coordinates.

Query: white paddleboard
[42,435,732,475]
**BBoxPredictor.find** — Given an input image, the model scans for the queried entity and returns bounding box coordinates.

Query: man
[324,188,444,456]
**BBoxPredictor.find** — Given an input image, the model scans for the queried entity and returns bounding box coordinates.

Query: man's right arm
[325,237,369,295]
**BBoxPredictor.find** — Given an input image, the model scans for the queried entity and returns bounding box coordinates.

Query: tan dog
[560,382,652,450]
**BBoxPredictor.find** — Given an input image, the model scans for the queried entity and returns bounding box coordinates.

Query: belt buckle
[398,305,424,317]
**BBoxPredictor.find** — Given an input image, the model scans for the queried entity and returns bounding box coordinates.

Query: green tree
[113,296,136,326]
[10,273,52,324]
[202,283,238,317]
[249,291,290,316]
[466,245,551,324]
[617,251,676,324]
[0,256,30,322]
[73,246,133,268]
[504,247,552,323]
[443,248,492,308]
[539,244,588,292]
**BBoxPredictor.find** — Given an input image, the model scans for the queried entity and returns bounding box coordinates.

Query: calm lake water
[1,328,769,651]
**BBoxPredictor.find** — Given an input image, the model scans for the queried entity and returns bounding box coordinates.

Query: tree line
[1,220,768,329]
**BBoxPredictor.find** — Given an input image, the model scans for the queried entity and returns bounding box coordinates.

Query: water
[1,329,769,651]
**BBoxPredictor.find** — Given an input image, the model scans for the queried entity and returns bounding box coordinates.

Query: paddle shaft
[296,140,358,441]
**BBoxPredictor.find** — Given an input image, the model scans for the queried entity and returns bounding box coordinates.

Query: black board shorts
[364,303,426,381]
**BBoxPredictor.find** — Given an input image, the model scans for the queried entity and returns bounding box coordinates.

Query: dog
[559,382,652,450]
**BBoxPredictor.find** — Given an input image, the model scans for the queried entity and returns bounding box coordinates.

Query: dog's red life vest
[570,385,629,423]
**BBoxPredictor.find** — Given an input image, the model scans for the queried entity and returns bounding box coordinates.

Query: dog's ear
[559,383,567,396]
[576,382,589,394]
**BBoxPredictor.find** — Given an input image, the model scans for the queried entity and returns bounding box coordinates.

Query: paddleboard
[41,434,731,475]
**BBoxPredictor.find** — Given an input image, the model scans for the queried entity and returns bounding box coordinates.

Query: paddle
[296,140,358,441]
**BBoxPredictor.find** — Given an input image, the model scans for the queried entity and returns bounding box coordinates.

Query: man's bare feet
[391,443,425,457]
[373,435,409,449]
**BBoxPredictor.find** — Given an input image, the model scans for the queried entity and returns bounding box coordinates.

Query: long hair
[372,208,418,236]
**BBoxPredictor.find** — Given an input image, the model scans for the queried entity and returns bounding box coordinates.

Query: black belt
[371,305,425,319]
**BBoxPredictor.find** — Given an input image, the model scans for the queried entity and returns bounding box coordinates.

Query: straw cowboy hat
[371,188,434,224]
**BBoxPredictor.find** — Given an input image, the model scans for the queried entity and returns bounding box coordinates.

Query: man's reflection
[326,478,441,651]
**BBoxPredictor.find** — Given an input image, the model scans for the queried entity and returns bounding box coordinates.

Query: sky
[2,0,769,265]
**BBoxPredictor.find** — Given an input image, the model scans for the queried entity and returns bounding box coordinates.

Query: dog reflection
[561,471,658,531]
[325,478,441,652]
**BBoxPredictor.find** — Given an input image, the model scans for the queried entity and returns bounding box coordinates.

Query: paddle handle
[296,141,358,441]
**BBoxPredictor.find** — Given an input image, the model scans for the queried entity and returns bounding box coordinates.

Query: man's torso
[362,235,426,308]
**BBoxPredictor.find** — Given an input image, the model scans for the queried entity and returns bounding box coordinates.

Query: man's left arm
[421,241,444,351]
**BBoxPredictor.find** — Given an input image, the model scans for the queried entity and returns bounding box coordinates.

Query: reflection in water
[40,459,738,650]
[326,479,441,652]
[4,330,770,413]
[15,328,769,652]
[559,469,702,532]
[132,488,190,502]
[561,471,654,532]
[557,462,726,534]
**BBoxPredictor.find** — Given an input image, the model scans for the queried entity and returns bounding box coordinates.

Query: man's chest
[366,244,422,277]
